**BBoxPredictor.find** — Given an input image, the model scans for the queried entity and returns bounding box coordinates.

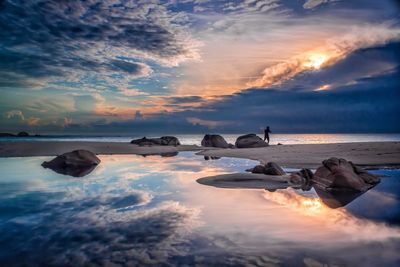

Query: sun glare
[303,53,329,70]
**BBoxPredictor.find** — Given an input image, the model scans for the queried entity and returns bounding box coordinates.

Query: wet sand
[0,141,399,168]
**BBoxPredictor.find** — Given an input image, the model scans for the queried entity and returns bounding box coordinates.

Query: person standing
[264,126,271,144]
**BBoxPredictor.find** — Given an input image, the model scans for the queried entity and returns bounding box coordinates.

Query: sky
[0,0,399,134]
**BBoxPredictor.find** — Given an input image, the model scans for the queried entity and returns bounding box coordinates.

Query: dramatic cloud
[248,24,400,88]
[0,0,200,89]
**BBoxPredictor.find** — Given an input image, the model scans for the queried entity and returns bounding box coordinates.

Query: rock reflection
[197,172,372,208]
[44,164,98,177]
[313,185,365,208]
[204,155,221,160]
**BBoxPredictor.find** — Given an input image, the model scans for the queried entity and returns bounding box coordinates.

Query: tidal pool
[0,152,399,266]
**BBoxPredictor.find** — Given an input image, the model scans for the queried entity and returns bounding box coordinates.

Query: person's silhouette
[264,126,271,144]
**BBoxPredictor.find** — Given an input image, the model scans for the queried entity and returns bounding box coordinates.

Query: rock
[42,150,100,177]
[130,136,180,146]
[201,134,230,148]
[313,157,380,192]
[246,165,266,174]
[246,162,286,175]
[235,134,268,148]
[263,162,285,175]
[17,131,29,137]
[277,143,283,145]
[160,136,181,146]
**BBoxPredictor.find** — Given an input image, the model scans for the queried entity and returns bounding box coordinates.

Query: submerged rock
[201,134,232,148]
[235,134,268,148]
[42,150,100,177]
[130,136,181,146]
[313,157,380,192]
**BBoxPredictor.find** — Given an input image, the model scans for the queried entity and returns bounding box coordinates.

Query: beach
[1,141,399,168]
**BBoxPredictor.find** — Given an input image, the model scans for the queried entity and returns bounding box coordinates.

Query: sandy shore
[0,141,399,168]
[198,142,400,169]
[0,141,204,157]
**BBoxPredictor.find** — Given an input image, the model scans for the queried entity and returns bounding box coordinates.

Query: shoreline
[0,141,399,169]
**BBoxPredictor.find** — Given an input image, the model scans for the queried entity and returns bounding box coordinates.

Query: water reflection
[0,153,399,266]
[313,185,364,208]
[197,172,369,208]
[43,164,98,177]
[204,156,221,160]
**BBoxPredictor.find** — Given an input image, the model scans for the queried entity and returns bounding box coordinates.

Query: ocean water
[0,152,399,266]
[1,133,400,145]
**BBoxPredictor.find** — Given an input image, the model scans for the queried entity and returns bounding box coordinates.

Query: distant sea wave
[1,133,400,145]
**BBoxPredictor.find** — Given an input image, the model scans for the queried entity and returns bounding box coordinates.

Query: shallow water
[2,133,400,145]
[0,152,399,266]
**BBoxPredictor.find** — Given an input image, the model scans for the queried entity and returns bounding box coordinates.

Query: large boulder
[312,157,380,192]
[235,134,268,148]
[130,136,180,146]
[160,136,181,146]
[42,150,100,177]
[264,162,285,175]
[246,162,286,175]
[201,134,230,148]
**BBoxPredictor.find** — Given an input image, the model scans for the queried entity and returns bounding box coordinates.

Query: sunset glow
[303,53,329,70]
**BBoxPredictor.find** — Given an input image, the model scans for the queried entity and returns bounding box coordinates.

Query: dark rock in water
[201,134,230,148]
[130,136,180,146]
[235,134,268,148]
[0,132,16,137]
[42,150,100,177]
[246,162,286,175]
[17,131,29,136]
[247,165,266,174]
[313,157,380,192]
[263,162,285,175]
[277,143,283,145]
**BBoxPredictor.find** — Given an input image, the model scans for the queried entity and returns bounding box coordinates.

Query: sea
[1,133,400,145]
